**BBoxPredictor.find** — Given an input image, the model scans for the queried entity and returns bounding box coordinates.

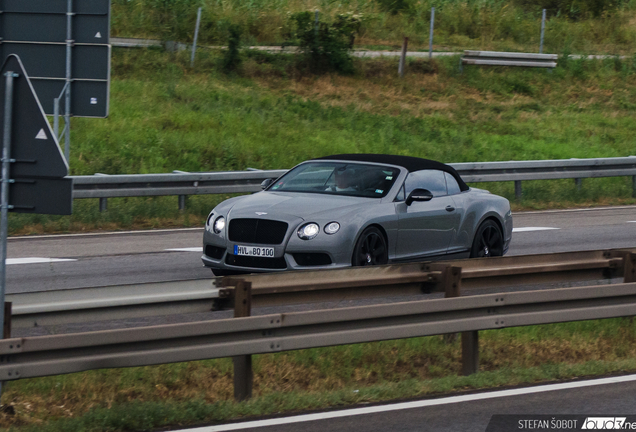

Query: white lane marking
[165,247,203,252]
[9,227,204,241]
[7,257,77,265]
[628,221,636,223]
[174,374,636,432]
[512,227,560,232]
[516,204,636,215]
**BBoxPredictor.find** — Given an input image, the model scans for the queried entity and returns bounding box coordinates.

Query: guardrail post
[443,266,461,343]
[623,252,636,283]
[574,178,582,190]
[99,198,107,212]
[233,279,253,401]
[462,330,478,376]
[3,302,10,339]
[632,176,636,198]
[178,195,186,212]
[514,181,522,200]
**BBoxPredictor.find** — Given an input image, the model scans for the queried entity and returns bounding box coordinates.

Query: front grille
[205,245,225,259]
[225,254,287,269]
[228,219,288,245]
[292,253,332,266]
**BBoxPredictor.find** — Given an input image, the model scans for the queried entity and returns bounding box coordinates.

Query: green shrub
[286,11,361,75]
[222,24,242,74]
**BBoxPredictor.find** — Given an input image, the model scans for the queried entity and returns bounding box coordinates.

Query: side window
[395,184,405,201]
[404,170,448,198]
[444,172,461,195]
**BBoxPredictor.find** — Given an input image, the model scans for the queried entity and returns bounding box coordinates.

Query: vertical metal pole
[398,37,409,78]
[461,331,479,375]
[178,195,186,212]
[514,180,522,200]
[0,71,17,399]
[632,175,635,198]
[190,7,202,68]
[574,178,582,190]
[442,266,461,343]
[540,9,546,54]
[429,7,435,59]
[64,0,73,163]
[233,280,253,401]
[53,98,60,140]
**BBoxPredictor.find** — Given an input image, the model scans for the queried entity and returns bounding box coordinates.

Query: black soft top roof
[312,154,469,191]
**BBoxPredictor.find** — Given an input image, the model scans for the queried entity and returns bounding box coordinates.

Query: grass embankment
[11,48,636,235]
[1,318,635,431]
[111,0,636,54]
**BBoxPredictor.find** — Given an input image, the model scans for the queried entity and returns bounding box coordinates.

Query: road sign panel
[1,0,109,15]
[1,44,110,80]
[0,55,73,215]
[31,79,109,118]
[0,0,111,118]
[1,13,110,44]
[10,178,73,215]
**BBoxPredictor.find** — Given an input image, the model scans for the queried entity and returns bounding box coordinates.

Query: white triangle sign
[35,129,47,140]
[95,32,102,38]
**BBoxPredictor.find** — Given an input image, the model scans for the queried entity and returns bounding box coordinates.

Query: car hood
[227,192,374,220]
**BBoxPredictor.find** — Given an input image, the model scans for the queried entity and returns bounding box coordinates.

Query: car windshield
[267,162,400,198]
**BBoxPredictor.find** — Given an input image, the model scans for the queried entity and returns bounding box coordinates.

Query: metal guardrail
[0,281,635,381]
[1,248,634,401]
[69,157,636,210]
[6,249,634,330]
[461,51,558,69]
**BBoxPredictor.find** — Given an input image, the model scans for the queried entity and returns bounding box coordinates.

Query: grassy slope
[2,318,635,430]
[111,0,636,54]
[10,48,636,235]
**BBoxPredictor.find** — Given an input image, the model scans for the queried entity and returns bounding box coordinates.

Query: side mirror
[405,188,434,206]
[261,178,274,190]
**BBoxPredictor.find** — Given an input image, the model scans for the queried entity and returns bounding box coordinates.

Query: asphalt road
[175,375,636,432]
[5,205,636,293]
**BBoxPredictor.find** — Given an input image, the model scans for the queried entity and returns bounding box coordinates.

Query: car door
[395,169,459,259]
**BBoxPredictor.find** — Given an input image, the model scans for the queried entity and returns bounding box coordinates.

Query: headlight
[297,223,319,240]
[206,212,215,227]
[324,222,340,235]
[213,216,226,234]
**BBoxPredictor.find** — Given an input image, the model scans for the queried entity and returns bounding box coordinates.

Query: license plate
[234,245,275,257]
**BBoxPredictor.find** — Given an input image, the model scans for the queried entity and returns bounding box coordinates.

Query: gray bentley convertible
[202,154,512,275]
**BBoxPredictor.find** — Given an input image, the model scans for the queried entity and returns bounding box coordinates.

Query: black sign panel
[0,0,111,118]
[1,0,109,15]
[31,79,109,118]
[0,55,73,215]
[1,13,109,44]
[10,178,73,215]
[1,44,110,80]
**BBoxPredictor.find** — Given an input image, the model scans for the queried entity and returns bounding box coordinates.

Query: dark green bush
[222,24,242,74]
[286,12,361,75]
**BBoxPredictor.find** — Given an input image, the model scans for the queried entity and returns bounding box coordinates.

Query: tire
[470,219,504,258]
[352,227,389,266]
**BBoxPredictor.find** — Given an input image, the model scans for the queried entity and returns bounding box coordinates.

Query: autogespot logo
[582,418,629,429]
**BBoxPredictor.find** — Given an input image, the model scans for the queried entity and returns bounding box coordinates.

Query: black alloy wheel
[470,219,504,258]
[352,227,389,266]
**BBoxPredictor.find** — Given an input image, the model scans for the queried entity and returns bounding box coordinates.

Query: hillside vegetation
[111,0,636,53]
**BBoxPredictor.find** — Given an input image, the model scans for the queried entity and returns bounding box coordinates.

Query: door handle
[446,205,455,212]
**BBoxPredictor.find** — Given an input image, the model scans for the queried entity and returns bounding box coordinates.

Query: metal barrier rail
[69,157,636,210]
[6,249,635,330]
[1,281,635,381]
[461,51,558,69]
